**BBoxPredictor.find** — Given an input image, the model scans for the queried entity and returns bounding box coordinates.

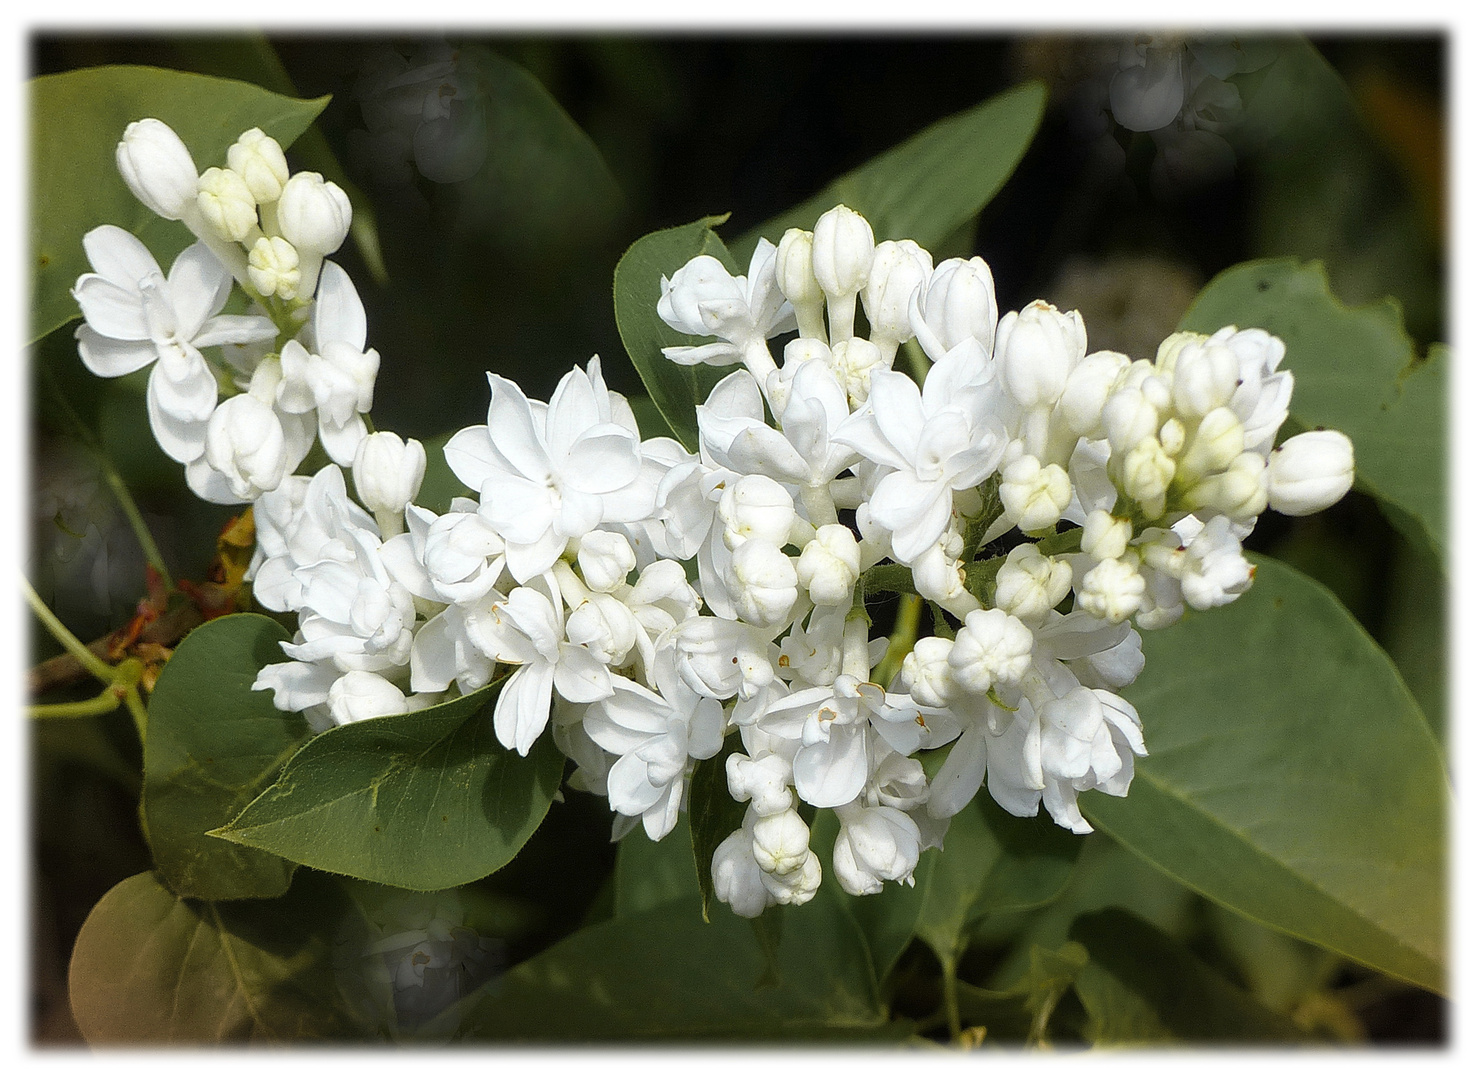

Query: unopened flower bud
[916,256,997,358]
[999,455,1073,532]
[248,236,301,300]
[727,754,795,816]
[1178,407,1245,481]
[353,431,427,516]
[1103,386,1162,455]
[994,542,1072,621]
[1056,350,1131,438]
[1158,417,1187,457]
[725,539,798,627]
[996,300,1087,409]
[718,474,796,550]
[713,829,771,918]
[796,523,861,606]
[899,637,956,708]
[1079,557,1147,623]
[762,849,822,905]
[1081,509,1132,562]
[197,166,258,242]
[1171,338,1241,418]
[1154,330,1207,374]
[227,127,290,204]
[565,594,639,667]
[1122,437,1176,520]
[203,394,289,502]
[1267,430,1355,516]
[833,804,922,895]
[751,808,813,877]
[949,608,1034,692]
[327,670,409,725]
[775,227,823,304]
[864,239,934,347]
[811,204,875,299]
[1188,451,1267,521]
[116,118,199,220]
[277,171,352,256]
[577,530,637,592]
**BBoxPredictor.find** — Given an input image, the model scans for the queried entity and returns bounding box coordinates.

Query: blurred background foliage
[28,31,1445,1044]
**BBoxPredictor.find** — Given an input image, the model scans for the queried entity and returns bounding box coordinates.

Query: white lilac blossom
[443,357,656,583]
[72,227,276,465]
[75,138,1358,923]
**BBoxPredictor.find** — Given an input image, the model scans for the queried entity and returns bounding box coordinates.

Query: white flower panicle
[75,119,1357,923]
[75,118,376,506]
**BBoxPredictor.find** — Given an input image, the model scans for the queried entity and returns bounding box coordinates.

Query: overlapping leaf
[214,680,564,891]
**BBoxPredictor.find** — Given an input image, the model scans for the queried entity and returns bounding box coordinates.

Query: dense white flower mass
[74,119,1357,918]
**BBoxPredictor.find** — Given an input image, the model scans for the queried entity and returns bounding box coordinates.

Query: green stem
[872,593,921,687]
[24,578,115,684]
[29,685,128,720]
[942,954,962,1042]
[123,686,149,740]
[42,370,175,591]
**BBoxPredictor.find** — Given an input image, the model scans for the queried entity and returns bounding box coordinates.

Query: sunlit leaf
[214,680,564,891]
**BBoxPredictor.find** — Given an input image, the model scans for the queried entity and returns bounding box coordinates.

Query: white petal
[494,661,556,756]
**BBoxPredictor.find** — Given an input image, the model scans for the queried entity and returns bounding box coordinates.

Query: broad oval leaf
[30,65,329,343]
[613,215,740,453]
[730,79,1047,263]
[142,613,311,901]
[1083,556,1447,993]
[68,871,361,1044]
[213,680,564,891]
[457,893,891,1041]
[1178,258,1447,563]
[1070,908,1306,1044]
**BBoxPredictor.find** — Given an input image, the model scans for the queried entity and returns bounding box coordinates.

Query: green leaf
[142,613,311,901]
[1070,908,1307,1044]
[457,893,890,1040]
[687,729,747,920]
[1178,258,1446,562]
[451,45,626,257]
[29,65,329,344]
[913,795,993,966]
[613,215,740,453]
[969,795,1084,920]
[613,811,700,918]
[979,833,1195,991]
[67,871,361,1043]
[213,681,564,891]
[730,80,1047,263]
[1083,555,1447,993]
